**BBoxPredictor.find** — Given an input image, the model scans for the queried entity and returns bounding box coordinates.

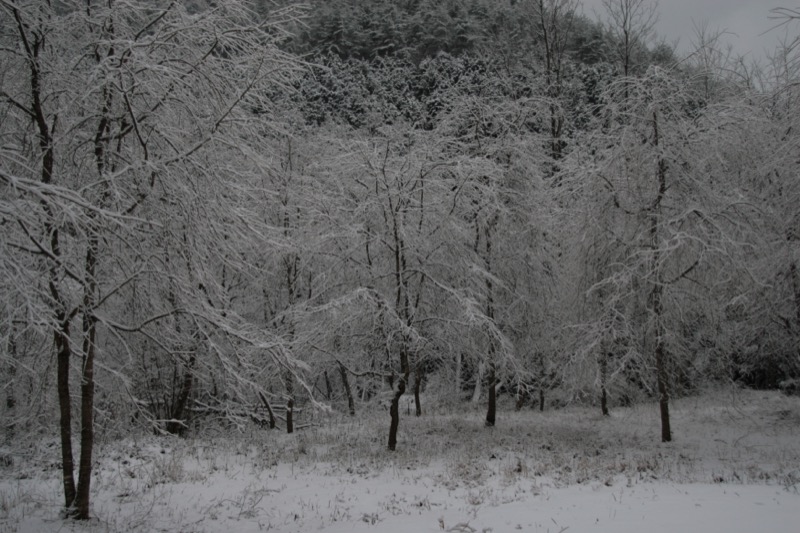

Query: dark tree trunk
[538,351,546,412]
[338,363,355,416]
[74,235,99,519]
[388,334,411,451]
[285,396,294,434]
[6,325,17,445]
[601,386,609,417]
[387,376,406,451]
[56,317,76,512]
[515,380,525,411]
[789,259,800,331]
[258,391,276,429]
[284,370,295,434]
[166,355,194,436]
[655,308,671,442]
[413,364,423,417]
[485,367,497,427]
[483,221,497,427]
[455,352,462,399]
[16,9,77,510]
[600,351,610,417]
[651,109,671,443]
[324,370,333,401]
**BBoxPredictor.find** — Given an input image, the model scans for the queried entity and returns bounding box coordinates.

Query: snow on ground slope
[0,388,798,532]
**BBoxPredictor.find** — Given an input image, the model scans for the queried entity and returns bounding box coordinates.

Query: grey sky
[581,0,795,64]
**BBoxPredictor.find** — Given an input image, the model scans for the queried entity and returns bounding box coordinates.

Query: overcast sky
[580,0,795,64]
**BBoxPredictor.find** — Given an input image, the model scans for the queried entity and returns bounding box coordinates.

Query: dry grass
[0,387,798,532]
[270,387,800,488]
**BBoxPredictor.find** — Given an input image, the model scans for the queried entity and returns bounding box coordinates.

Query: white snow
[1,388,798,532]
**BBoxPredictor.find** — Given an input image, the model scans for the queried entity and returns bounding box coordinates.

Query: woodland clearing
[0,387,798,532]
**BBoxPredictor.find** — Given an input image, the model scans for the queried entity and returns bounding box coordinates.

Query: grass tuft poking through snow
[0,388,799,532]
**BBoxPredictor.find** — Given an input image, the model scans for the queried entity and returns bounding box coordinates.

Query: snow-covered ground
[1,388,799,532]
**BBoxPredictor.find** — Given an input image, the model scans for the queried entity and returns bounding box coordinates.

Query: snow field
[0,387,798,532]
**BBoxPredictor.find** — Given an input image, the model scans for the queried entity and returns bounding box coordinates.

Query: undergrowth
[0,388,798,531]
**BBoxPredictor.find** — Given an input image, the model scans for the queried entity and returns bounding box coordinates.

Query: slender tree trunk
[5,325,17,446]
[338,363,355,416]
[538,351,546,412]
[16,10,77,509]
[324,370,333,401]
[388,344,410,451]
[413,364,423,417]
[74,235,98,519]
[166,355,195,435]
[387,190,412,449]
[789,259,800,330]
[388,381,403,450]
[515,378,526,411]
[651,109,671,443]
[600,351,610,416]
[286,398,294,434]
[258,391,276,429]
[655,321,671,442]
[72,29,120,517]
[285,371,294,434]
[483,223,497,427]
[485,364,497,427]
[55,292,76,513]
[455,352,462,400]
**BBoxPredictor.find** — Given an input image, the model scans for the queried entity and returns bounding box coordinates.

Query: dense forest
[1,0,799,519]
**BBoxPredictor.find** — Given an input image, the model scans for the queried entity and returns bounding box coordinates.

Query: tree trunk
[455,352,462,400]
[483,222,497,427]
[485,366,496,427]
[600,351,610,416]
[5,325,17,445]
[338,363,355,416]
[789,259,800,331]
[286,398,294,434]
[258,391,276,429]
[56,318,77,512]
[651,109,671,443]
[387,375,406,451]
[388,340,411,451]
[73,231,99,519]
[515,378,526,411]
[74,303,96,518]
[656,331,671,442]
[285,370,295,434]
[413,364,423,417]
[18,12,76,509]
[539,352,546,412]
[324,370,333,401]
[166,355,194,436]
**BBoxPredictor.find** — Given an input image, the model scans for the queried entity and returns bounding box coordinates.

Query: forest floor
[1,387,799,532]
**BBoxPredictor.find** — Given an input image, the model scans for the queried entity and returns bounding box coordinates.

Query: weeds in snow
[0,389,797,532]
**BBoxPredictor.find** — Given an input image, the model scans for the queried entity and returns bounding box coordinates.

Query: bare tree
[531,0,581,161]
[565,66,751,441]
[601,0,659,78]
[0,0,305,518]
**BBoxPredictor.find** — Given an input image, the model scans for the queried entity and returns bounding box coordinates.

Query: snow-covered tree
[0,0,305,518]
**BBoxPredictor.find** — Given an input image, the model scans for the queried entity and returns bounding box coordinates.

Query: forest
[1,0,800,526]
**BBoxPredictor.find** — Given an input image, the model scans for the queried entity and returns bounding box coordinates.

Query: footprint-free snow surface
[1,388,798,532]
